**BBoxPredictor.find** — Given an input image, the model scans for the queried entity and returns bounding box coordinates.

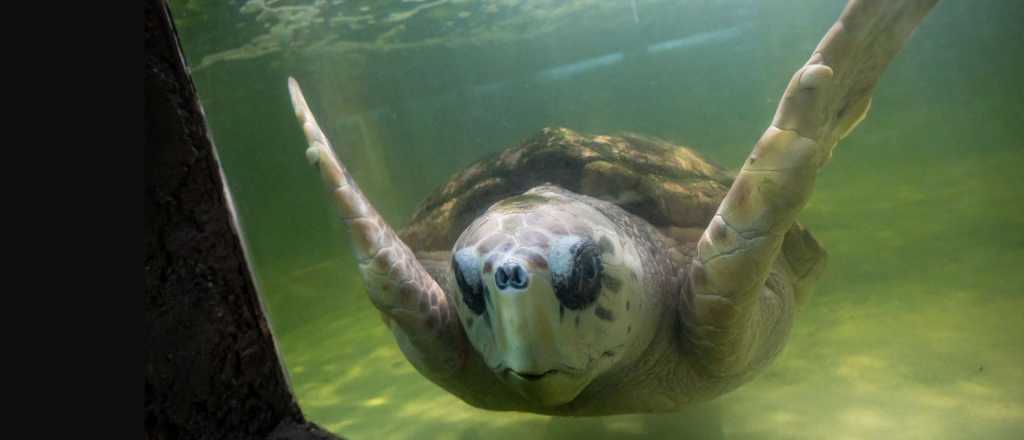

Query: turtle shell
[400,127,734,251]
[399,127,824,287]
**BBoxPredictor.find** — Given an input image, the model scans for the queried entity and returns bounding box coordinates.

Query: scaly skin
[689,0,939,379]
[288,79,472,385]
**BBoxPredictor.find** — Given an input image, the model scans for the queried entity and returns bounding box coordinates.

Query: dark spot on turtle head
[595,305,615,322]
[425,314,437,330]
[453,251,488,315]
[602,274,622,293]
[483,259,494,274]
[552,239,603,310]
[497,241,515,253]
[598,236,616,255]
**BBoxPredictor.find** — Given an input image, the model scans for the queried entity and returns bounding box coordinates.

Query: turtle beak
[492,284,559,375]
[502,367,587,406]
[491,258,556,374]
[488,256,588,406]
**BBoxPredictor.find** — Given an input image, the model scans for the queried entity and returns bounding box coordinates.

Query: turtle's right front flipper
[287,78,467,376]
[688,0,937,377]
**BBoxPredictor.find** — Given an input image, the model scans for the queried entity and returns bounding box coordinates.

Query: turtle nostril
[495,266,510,289]
[511,265,528,289]
[495,262,529,290]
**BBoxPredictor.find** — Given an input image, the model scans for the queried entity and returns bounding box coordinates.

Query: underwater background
[169,1,1023,438]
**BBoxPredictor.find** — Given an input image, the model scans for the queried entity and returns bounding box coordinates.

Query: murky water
[170,1,1023,438]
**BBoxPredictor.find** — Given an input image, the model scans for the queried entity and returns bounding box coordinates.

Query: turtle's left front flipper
[689,0,938,377]
[288,78,467,375]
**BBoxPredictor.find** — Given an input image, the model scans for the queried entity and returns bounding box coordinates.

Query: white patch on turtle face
[450,188,654,407]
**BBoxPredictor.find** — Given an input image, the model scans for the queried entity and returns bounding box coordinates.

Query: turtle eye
[453,250,487,315]
[552,238,603,310]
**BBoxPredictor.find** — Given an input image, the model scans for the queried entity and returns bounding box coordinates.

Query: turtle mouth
[507,369,558,381]
[498,366,590,406]
[495,357,600,382]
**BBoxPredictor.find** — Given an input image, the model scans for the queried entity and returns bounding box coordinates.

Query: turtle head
[450,187,652,407]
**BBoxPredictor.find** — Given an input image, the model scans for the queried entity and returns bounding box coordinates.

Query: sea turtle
[285,0,937,416]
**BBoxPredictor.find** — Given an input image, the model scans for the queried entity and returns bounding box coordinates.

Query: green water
[170,1,1023,438]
